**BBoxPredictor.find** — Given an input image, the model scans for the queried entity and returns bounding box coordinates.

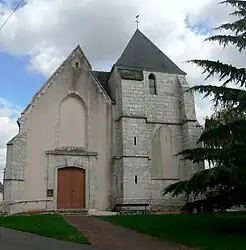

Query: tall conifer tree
[163,0,246,208]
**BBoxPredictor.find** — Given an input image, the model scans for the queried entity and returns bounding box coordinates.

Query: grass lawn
[0,214,89,244]
[101,212,246,250]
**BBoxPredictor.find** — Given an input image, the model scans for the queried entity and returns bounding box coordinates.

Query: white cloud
[0,0,245,182]
[0,0,234,76]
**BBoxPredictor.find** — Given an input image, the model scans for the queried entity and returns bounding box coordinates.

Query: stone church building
[3,29,202,214]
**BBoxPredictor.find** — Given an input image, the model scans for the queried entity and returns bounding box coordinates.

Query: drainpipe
[46,155,49,211]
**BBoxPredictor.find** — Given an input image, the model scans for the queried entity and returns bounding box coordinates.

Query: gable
[21,46,112,117]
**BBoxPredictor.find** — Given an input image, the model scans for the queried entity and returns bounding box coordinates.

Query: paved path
[0,227,100,250]
[66,216,195,250]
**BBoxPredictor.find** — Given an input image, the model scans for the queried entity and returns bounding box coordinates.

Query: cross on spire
[135,15,140,29]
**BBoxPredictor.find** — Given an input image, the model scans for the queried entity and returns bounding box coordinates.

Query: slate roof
[93,70,111,98]
[93,30,186,100]
[116,29,186,75]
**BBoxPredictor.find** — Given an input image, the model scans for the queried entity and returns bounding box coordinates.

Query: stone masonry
[3,29,203,214]
[110,69,203,207]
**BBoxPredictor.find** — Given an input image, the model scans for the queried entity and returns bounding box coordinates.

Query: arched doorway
[57,167,85,209]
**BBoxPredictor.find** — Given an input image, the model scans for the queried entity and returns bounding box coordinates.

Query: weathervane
[135,15,140,29]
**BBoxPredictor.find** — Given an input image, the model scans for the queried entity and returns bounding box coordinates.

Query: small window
[47,189,54,197]
[135,175,138,184]
[149,73,157,95]
[134,136,137,145]
[75,61,79,68]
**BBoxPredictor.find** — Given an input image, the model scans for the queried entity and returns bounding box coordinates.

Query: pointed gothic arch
[58,93,88,148]
[151,125,179,179]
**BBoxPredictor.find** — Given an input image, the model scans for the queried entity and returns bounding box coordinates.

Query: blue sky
[0,50,45,182]
[0,52,45,111]
[185,16,212,36]
[0,0,35,110]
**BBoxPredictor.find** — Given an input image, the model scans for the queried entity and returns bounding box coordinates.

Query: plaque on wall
[47,189,54,197]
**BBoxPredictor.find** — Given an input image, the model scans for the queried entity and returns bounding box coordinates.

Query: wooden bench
[114,203,149,215]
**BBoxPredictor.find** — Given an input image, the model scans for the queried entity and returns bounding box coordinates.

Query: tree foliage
[163,0,246,211]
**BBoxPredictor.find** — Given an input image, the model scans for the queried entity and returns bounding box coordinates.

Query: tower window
[134,136,137,145]
[135,175,138,184]
[149,73,157,95]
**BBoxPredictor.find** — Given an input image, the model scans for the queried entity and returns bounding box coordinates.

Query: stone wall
[3,133,26,213]
[178,75,204,179]
[3,46,114,214]
[121,71,181,122]
[3,200,51,215]
[4,133,26,182]
[112,68,203,208]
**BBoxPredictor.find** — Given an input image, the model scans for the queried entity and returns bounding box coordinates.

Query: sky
[0,0,245,182]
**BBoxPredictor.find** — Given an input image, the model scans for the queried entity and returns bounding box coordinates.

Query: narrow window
[134,136,137,145]
[135,175,138,184]
[149,73,157,95]
[75,61,79,68]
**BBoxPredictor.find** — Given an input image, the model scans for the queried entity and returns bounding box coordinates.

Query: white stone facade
[3,31,203,214]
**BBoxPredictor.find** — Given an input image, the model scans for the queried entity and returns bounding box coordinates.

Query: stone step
[88,210,117,216]
[57,213,89,217]
[56,209,88,216]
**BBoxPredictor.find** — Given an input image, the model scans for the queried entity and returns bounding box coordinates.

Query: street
[0,227,99,250]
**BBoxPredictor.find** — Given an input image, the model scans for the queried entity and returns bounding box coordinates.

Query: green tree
[163,0,246,210]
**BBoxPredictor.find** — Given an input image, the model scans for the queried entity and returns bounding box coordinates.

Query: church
[3,29,203,214]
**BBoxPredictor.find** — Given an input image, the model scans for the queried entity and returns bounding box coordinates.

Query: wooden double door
[57,167,86,209]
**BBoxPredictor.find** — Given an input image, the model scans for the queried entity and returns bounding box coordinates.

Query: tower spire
[135,15,140,30]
